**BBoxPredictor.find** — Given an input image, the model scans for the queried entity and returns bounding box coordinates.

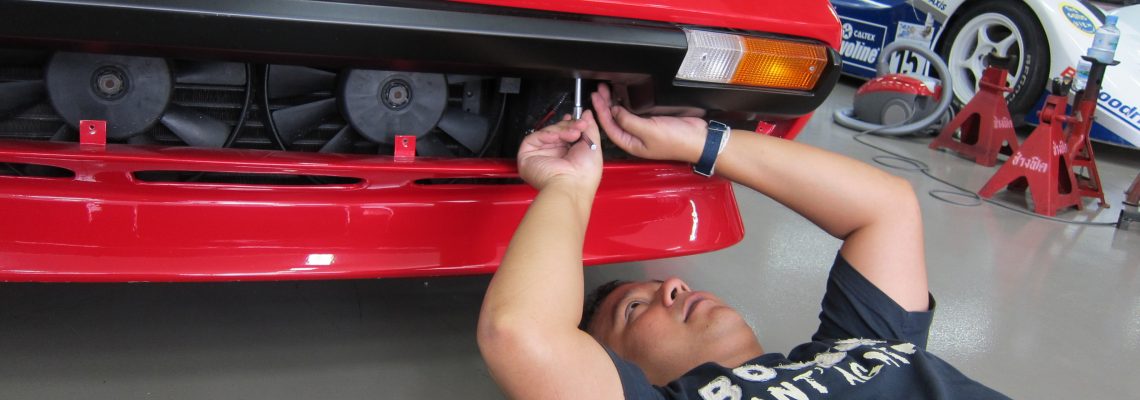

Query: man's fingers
[528,128,579,147]
[580,110,601,142]
[557,127,582,144]
[610,105,654,137]
[591,91,625,138]
[596,83,612,104]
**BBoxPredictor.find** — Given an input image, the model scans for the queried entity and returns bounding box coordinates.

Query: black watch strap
[693,120,729,177]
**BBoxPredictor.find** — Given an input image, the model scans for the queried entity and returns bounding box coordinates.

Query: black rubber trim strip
[0,0,686,76]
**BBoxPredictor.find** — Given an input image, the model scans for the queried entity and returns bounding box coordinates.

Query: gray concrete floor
[3,82,1139,399]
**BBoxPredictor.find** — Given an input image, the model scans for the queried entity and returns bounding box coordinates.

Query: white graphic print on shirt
[697,339,919,400]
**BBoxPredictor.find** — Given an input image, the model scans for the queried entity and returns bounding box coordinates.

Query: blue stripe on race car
[1098,98,1140,132]
[1090,122,1134,147]
[1092,92,1140,147]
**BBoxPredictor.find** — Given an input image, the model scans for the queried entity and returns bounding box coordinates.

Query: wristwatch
[693,120,730,177]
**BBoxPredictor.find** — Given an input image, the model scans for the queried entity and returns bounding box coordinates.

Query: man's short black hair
[579,280,630,332]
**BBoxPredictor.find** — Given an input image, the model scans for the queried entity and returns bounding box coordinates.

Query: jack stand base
[1119,209,1139,230]
[1126,173,1140,206]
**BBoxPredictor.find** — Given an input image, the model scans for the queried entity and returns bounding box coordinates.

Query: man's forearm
[716,131,914,241]
[715,131,928,311]
[480,181,594,334]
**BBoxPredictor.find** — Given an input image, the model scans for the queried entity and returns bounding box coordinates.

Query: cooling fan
[0,49,249,147]
[265,65,501,156]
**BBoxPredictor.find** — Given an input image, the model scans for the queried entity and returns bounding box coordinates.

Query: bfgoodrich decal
[1099,90,1140,130]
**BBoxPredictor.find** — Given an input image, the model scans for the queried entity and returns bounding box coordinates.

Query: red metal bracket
[754,120,776,135]
[395,135,416,160]
[78,120,107,147]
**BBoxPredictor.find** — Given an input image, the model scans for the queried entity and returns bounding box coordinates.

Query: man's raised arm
[592,84,928,311]
[476,113,624,399]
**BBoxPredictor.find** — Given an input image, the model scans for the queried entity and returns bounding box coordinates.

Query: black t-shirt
[607,254,1008,399]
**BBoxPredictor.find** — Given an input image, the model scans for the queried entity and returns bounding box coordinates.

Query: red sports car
[0,0,841,281]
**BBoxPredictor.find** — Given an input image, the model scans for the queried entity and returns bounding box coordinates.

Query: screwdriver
[573,77,597,150]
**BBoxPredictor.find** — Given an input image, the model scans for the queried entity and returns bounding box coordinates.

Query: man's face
[587,277,762,385]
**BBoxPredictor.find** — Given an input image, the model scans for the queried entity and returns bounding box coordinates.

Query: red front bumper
[0,140,743,282]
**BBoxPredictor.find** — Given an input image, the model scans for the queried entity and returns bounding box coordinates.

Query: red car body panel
[453,0,842,49]
[0,0,842,281]
[0,140,743,282]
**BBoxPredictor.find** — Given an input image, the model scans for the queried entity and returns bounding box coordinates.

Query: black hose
[259,64,289,152]
[188,63,255,183]
[477,92,509,157]
[223,63,255,148]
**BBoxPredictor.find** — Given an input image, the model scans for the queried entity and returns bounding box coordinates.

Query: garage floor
[2,80,1138,399]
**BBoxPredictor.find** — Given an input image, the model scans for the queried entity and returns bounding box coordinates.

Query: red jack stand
[1066,113,1108,207]
[929,60,1019,167]
[978,83,1082,217]
[1063,56,1112,208]
[1126,173,1140,206]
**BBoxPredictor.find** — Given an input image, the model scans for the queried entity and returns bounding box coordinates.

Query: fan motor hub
[92,66,129,99]
[381,79,412,110]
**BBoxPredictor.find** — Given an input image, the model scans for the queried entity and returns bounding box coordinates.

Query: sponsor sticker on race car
[1061,3,1096,34]
[895,21,932,44]
[839,17,888,73]
[888,21,936,75]
[1099,90,1140,131]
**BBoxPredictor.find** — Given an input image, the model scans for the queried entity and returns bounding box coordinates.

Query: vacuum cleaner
[833,41,954,136]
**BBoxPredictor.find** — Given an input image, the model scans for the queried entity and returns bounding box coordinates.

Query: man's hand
[591,83,708,163]
[517,112,602,193]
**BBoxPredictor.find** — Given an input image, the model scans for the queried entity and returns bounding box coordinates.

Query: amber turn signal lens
[733,37,827,90]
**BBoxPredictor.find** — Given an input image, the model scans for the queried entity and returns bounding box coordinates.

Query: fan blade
[268,65,336,99]
[159,105,231,147]
[416,134,452,157]
[436,108,489,153]
[271,98,336,145]
[0,80,45,116]
[175,61,247,86]
[319,125,357,153]
[50,124,76,142]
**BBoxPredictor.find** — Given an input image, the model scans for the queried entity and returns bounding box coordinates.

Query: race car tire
[938,1,1048,124]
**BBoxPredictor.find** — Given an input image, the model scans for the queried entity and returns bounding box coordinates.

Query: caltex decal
[839,17,888,73]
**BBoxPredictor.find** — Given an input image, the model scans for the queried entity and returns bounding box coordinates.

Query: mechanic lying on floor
[477,83,1007,399]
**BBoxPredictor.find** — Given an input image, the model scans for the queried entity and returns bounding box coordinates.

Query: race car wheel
[938,1,1048,123]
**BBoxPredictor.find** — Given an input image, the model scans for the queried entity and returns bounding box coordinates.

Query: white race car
[832,0,1140,148]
